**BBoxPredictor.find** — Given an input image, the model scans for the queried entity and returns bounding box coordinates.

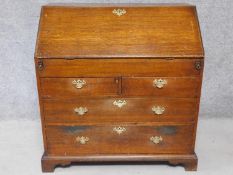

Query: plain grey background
[0,0,233,120]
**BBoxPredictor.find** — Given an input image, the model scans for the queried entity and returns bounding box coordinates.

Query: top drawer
[41,77,119,99]
[36,59,203,77]
[122,77,201,97]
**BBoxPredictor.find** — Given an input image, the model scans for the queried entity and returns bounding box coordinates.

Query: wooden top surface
[35,4,204,59]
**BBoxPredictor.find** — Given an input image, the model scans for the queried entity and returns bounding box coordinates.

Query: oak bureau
[34,4,204,172]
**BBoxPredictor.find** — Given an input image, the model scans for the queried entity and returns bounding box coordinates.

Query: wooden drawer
[46,124,194,155]
[37,59,203,77]
[122,77,201,97]
[41,78,120,98]
[43,98,197,124]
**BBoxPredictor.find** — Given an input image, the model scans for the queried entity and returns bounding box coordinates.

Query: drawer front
[41,78,119,98]
[122,77,201,97]
[37,59,203,77]
[46,124,194,155]
[43,98,197,124]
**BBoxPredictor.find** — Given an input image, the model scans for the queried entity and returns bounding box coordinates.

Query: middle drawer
[43,98,198,124]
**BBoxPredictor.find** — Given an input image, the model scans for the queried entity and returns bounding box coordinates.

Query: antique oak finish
[35,4,204,172]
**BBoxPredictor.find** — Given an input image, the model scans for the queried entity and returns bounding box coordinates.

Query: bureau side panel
[34,58,48,151]
[191,58,204,150]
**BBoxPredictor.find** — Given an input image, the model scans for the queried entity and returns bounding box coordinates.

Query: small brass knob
[153,79,167,88]
[74,107,88,116]
[76,136,89,144]
[195,61,202,70]
[37,59,44,70]
[152,106,165,115]
[150,136,163,144]
[72,79,86,89]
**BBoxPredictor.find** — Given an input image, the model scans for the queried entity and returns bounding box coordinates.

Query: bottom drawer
[46,124,194,156]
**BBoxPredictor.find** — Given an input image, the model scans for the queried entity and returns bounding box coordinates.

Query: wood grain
[40,76,201,99]
[43,98,198,124]
[41,77,120,98]
[34,4,204,172]
[41,153,197,172]
[35,5,203,58]
[46,124,194,155]
[37,59,203,77]
[122,77,201,97]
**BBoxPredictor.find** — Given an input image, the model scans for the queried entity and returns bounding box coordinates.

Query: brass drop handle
[76,136,89,144]
[72,79,86,89]
[113,126,126,135]
[112,9,126,16]
[153,79,167,88]
[152,106,165,115]
[150,136,163,144]
[74,107,88,116]
[113,100,127,108]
